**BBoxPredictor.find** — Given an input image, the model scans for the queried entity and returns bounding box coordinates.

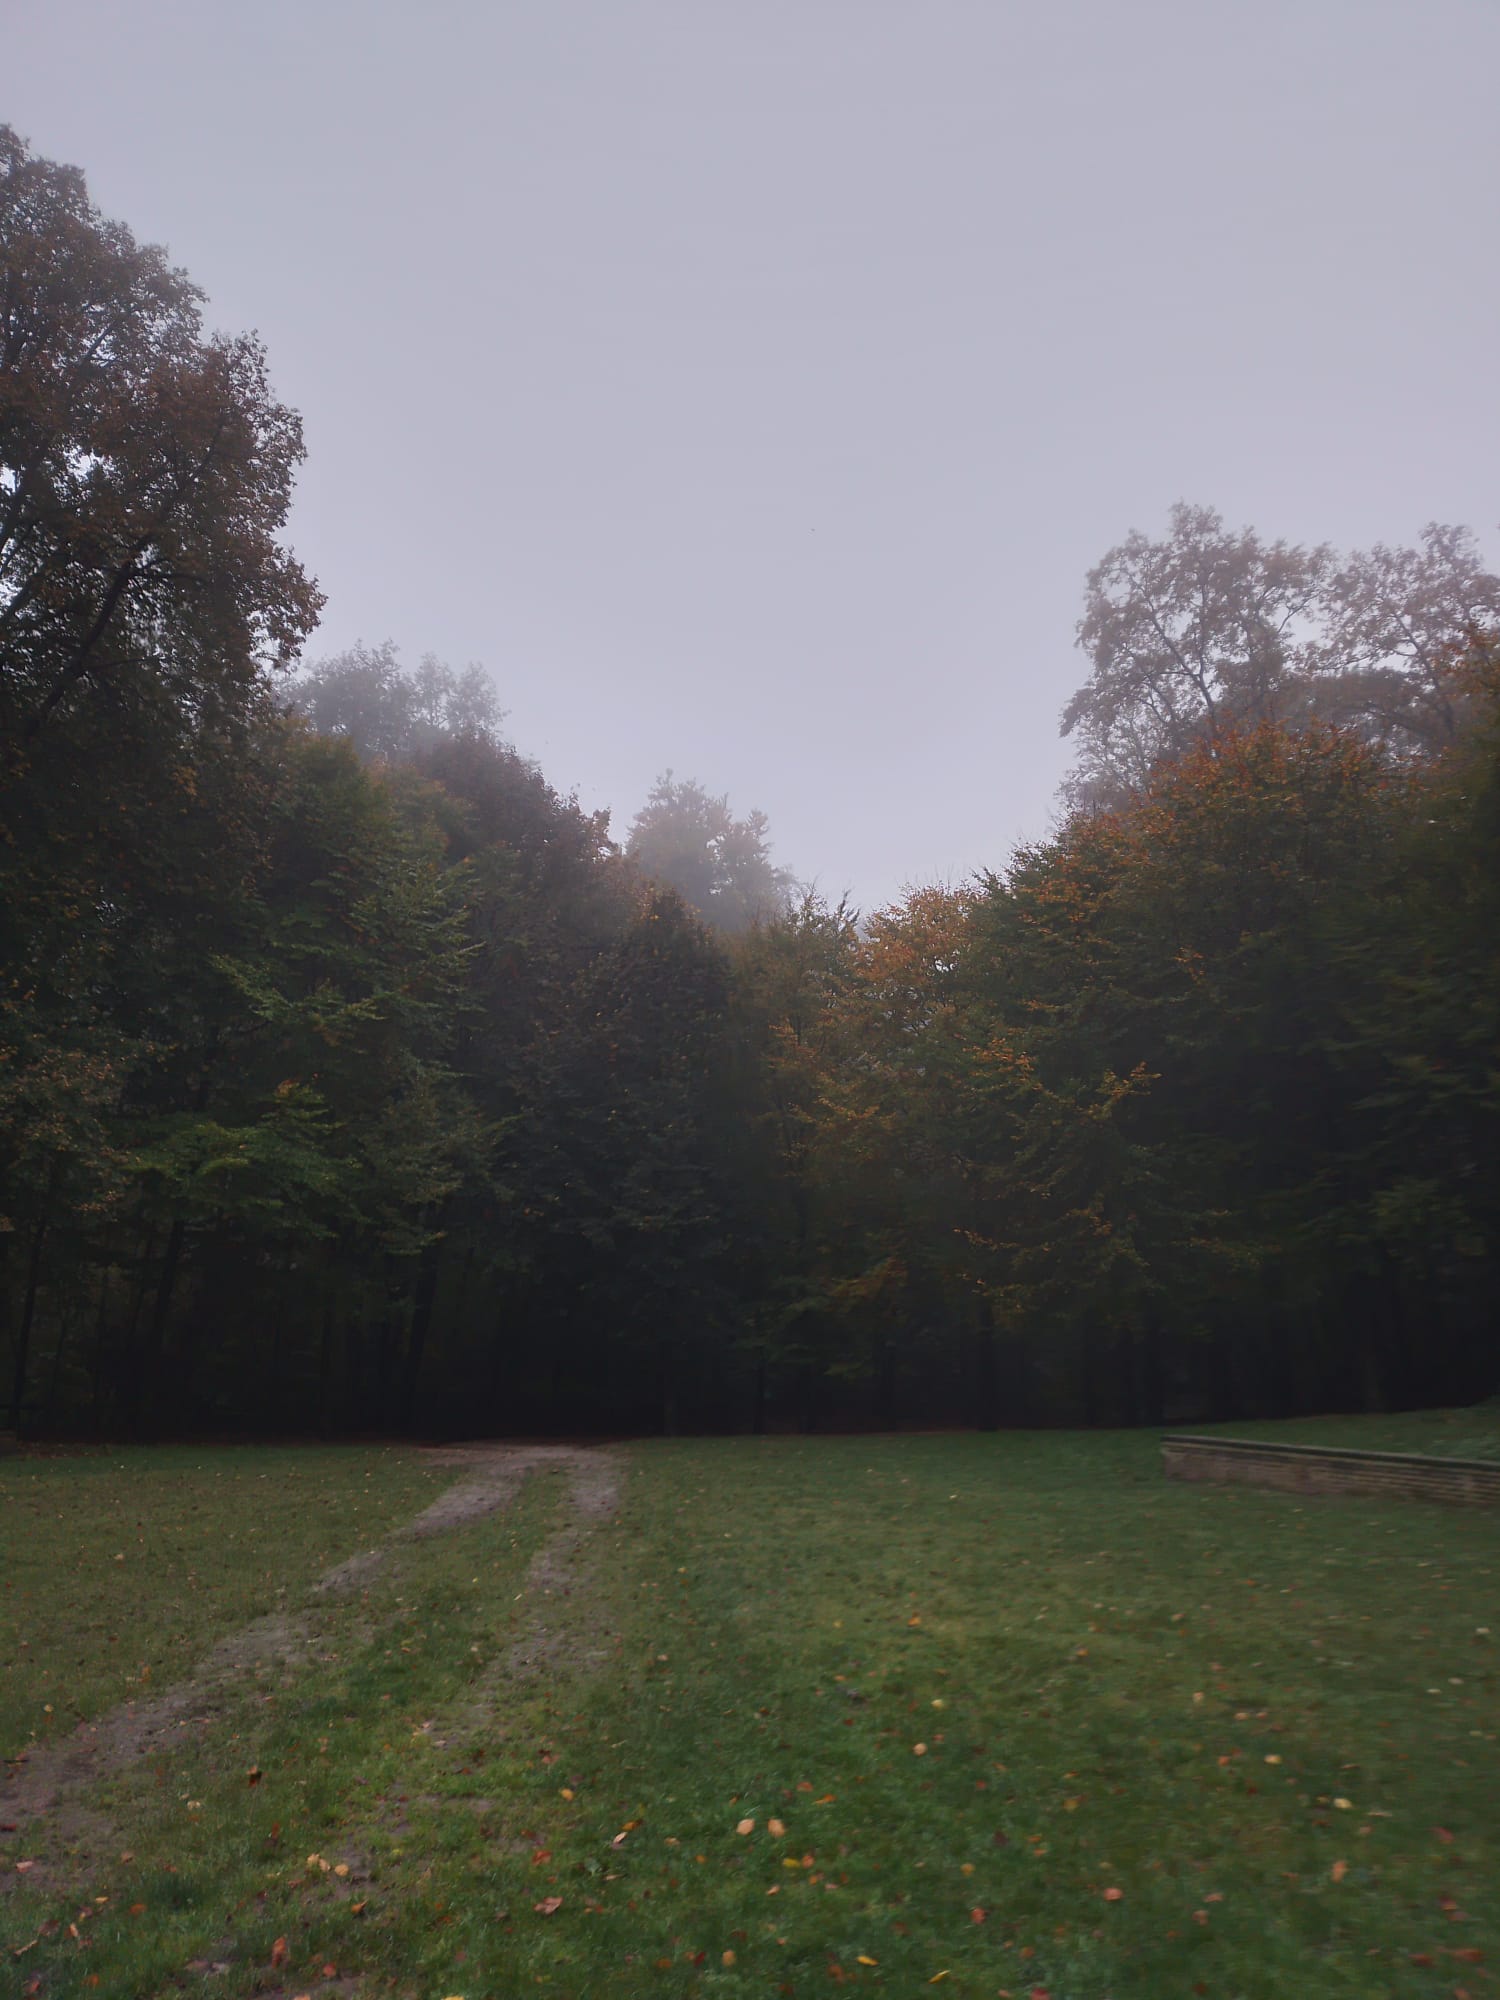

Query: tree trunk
[317,1299,335,1435]
[135,1218,185,1428]
[44,1293,81,1425]
[91,1253,114,1431]
[972,1301,1000,1432]
[9,1206,49,1432]
[402,1235,443,1432]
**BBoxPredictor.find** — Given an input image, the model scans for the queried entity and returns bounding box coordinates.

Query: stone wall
[1161,1433,1500,1506]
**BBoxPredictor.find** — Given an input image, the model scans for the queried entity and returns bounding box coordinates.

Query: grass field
[1196,1407,1500,1459]
[1,1417,1496,2000]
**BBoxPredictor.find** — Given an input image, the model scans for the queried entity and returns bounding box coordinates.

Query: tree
[1064,503,1329,806]
[0,125,321,750]
[1062,502,1500,807]
[626,773,796,933]
[290,642,503,761]
[1311,523,1500,753]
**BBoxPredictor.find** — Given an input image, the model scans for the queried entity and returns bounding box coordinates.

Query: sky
[9,0,1499,912]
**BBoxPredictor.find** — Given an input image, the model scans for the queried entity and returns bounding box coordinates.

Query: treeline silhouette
[3,125,1497,1436]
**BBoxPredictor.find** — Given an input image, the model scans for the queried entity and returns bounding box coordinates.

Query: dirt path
[0,1443,622,1844]
[506,1447,622,1679]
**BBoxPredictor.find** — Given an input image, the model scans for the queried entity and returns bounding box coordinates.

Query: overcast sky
[10,1,1499,910]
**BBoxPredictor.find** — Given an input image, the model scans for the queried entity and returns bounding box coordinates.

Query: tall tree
[1064,504,1328,806]
[290,642,503,761]
[1311,523,1500,753]
[626,773,796,933]
[1063,503,1499,807]
[0,124,321,752]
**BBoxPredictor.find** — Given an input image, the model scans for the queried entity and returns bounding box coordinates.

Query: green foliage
[627,772,797,933]
[4,123,1498,1437]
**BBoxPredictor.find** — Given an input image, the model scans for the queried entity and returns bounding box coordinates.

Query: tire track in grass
[0,1444,616,1844]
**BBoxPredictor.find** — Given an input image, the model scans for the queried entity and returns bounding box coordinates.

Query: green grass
[0,1445,449,1760]
[2,1422,1497,2000]
[1193,1405,1500,1460]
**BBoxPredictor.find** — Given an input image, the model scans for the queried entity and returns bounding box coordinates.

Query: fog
[9,0,1498,909]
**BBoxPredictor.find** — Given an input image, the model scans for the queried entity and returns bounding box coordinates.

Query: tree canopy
[1063,502,1500,807]
[625,772,796,933]
[4,130,1497,1440]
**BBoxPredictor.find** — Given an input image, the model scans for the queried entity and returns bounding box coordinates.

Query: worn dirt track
[0,1442,622,1841]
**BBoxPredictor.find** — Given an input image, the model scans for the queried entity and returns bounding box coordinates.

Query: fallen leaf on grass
[913,1743,928,1757]
[971,1907,988,1923]
[857,1956,878,1966]
[1103,1887,1123,1902]
[270,1937,289,1968]
[736,1818,755,1836]
[534,1896,562,1916]
[247,1766,262,1786]
[1433,1827,1455,1843]
[1332,1861,1348,1883]
[768,1818,786,1838]
[722,1951,736,1967]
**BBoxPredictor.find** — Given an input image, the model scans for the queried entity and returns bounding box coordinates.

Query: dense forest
[3,127,1497,1437]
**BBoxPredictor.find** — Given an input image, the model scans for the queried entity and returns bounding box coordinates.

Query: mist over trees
[1063,503,1500,807]
[4,127,1498,1438]
[625,773,797,933]
[290,642,504,761]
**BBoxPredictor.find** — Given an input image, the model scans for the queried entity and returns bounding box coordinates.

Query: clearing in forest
[1,1422,1496,1998]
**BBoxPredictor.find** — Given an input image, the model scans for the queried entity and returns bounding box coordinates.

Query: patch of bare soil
[504,1448,624,1681]
[0,1609,319,1847]
[0,1444,621,1843]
